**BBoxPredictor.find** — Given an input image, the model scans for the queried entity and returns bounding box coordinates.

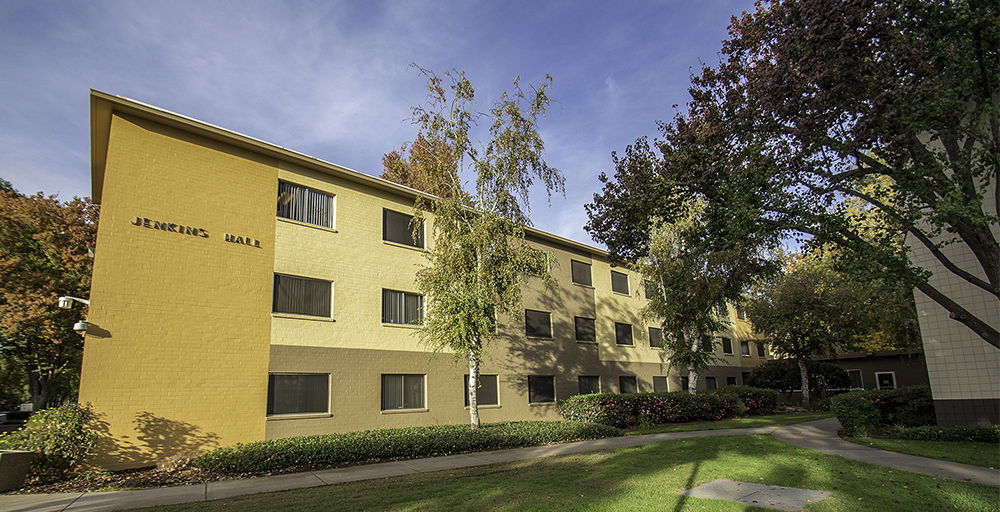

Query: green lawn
[845,437,1000,469]
[125,434,998,512]
[627,411,834,434]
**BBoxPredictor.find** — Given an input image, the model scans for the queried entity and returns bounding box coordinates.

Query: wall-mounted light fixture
[58,296,91,335]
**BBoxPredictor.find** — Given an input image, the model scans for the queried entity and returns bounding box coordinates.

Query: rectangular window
[383,209,423,248]
[736,305,746,320]
[464,374,499,406]
[381,374,425,410]
[578,376,600,395]
[611,270,629,294]
[644,280,659,300]
[528,376,555,403]
[619,376,638,394]
[756,342,766,357]
[726,376,737,387]
[382,289,423,325]
[848,369,863,389]
[615,323,633,346]
[648,327,663,348]
[740,340,750,356]
[653,376,668,392]
[277,181,335,228]
[575,317,596,342]
[273,274,332,317]
[706,377,717,390]
[570,260,592,286]
[876,372,896,390]
[721,337,733,354]
[267,373,329,416]
[681,377,689,391]
[525,310,552,338]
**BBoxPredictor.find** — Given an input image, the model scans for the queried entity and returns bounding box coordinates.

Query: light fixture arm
[58,296,91,308]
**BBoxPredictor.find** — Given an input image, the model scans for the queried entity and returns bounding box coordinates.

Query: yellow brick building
[80,91,769,469]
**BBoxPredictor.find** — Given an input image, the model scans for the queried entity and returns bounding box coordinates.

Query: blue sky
[1,0,758,247]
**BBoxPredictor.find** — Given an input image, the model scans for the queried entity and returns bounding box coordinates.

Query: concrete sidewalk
[0,418,996,512]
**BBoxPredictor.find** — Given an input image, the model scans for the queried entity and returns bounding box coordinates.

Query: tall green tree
[405,68,564,429]
[0,179,98,411]
[745,257,867,408]
[588,0,999,348]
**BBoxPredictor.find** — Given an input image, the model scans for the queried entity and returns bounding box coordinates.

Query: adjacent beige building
[80,91,769,469]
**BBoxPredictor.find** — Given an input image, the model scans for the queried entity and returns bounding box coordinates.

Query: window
[381,374,425,410]
[615,323,633,346]
[740,340,750,356]
[653,376,668,392]
[706,377,717,390]
[382,289,423,325]
[611,270,629,294]
[525,310,552,338]
[736,305,746,320]
[756,342,766,357]
[619,376,638,394]
[578,376,600,395]
[528,376,555,403]
[273,274,332,317]
[383,209,423,248]
[681,377,689,391]
[721,337,733,354]
[571,260,592,286]
[726,377,737,387]
[876,372,896,390]
[648,327,663,348]
[267,373,329,415]
[644,280,659,300]
[848,369,863,389]
[277,181,334,228]
[575,317,596,342]
[464,374,499,406]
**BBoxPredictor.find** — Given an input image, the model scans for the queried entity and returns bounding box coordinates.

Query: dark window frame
[381,374,425,410]
[525,310,553,339]
[721,337,733,354]
[648,327,663,348]
[706,376,717,390]
[756,342,766,357]
[619,376,638,394]
[383,208,424,248]
[574,316,596,342]
[653,376,668,392]
[740,340,751,356]
[464,374,499,407]
[611,270,629,294]
[578,376,600,395]
[570,260,593,286]
[615,322,633,346]
[267,373,329,416]
[277,181,335,228]
[528,375,556,404]
[273,274,332,318]
[382,289,423,325]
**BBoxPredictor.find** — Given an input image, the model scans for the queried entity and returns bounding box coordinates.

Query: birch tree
[405,68,564,429]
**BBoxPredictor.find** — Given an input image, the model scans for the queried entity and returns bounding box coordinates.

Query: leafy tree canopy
[586,0,999,348]
[0,180,98,411]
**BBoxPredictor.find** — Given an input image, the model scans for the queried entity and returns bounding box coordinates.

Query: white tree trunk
[468,349,481,430]
[798,358,811,409]
[687,327,699,395]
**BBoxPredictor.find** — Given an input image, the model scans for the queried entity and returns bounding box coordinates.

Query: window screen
[578,376,600,395]
[528,376,555,403]
[611,271,629,294]
[653,376,668,392]
[619,376,638,394]
[575,317,596,342]
[277,181,335,228]
[267,374,329,415]
[525,310,552,338]
[464,374,499,406]
[273,274,331,317]
[383,209,423,248]
[571,260,592,286]
[721,337,733,354]
[648,327,663,348]
[706,377,717,390]
[381,374,425,410]
[615,322,633,345]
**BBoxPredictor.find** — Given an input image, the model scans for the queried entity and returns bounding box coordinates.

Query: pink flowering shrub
[559,387,779,428]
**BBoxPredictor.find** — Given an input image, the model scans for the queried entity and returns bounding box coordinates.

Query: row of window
[278,181,424,248]
[267,373,692,416]
[274,274,423,324]
[720,337,766,357]
[570,260,631,294]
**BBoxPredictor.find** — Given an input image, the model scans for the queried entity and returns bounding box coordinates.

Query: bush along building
[79,91,770,469]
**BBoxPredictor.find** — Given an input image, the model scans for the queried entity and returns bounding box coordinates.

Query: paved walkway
[1,418,996,512]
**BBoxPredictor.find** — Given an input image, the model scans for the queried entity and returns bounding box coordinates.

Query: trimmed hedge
[884,424,999,443]
[832,385,936,437]
[558,387,778,428]
[193,421,621,474]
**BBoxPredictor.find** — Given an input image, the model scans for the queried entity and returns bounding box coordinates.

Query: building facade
[80,91,768,469]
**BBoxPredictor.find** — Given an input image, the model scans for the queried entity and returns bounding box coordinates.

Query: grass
[845,437,1000,469]
[627,411,834,434]
[123,434,998,512]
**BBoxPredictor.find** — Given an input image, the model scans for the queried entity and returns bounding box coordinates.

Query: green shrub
[0,403,99,482]
[887,424,999,443]
[746,360,850,395]
[559,387,778,428]
[705,386,778,416]
[193,421,621,474]
[832,385,936,437]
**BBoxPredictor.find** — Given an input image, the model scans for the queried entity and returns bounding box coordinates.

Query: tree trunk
[798,358,811,410]
[468,349,481,430]
[687,327,699,395]
[28,371,51,412]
